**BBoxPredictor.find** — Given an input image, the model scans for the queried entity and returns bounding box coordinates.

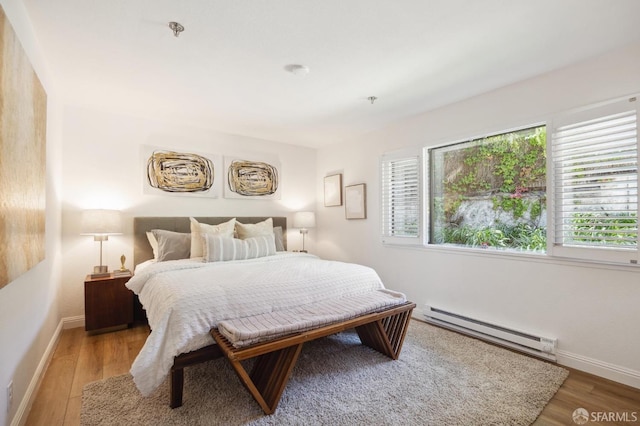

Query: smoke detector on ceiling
[284,64,310,76]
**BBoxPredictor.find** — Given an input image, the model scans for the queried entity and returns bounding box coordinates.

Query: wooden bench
[170,344,222,409]
[210,301,415,414]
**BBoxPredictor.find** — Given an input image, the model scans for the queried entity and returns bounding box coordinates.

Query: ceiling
[23,0,640,148]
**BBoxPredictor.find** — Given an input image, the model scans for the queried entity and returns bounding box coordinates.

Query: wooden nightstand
[84,272,134,331]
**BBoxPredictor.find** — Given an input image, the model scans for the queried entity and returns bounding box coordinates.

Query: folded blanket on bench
[217,289,407,348]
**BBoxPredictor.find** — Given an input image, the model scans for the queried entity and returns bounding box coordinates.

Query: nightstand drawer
[84,274,133,331]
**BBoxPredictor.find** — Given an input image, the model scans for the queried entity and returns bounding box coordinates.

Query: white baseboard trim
[557,350,640,389]
[63,315,85,330]
[11,320,63,426]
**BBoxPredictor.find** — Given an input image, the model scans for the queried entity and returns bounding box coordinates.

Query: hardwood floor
[25,324,149,426]
[25,324,640,426]
[535,369,640,426]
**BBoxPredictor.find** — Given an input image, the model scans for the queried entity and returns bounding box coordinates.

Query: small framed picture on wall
[324,174,343,206]
[345,183,366,219]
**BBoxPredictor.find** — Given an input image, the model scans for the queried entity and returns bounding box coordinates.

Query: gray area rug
[81,321,568,425]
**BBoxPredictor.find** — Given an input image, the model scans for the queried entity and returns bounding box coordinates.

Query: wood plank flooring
[25,325,149,426]
[24,324,640,425]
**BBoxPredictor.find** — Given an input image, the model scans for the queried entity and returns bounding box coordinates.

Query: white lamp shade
[81,209,123,235]
[293,211,316,229]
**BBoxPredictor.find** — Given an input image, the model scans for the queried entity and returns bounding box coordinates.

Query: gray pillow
[151,229,191,261]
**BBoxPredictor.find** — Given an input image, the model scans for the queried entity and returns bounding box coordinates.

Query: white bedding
[126,252,386,396]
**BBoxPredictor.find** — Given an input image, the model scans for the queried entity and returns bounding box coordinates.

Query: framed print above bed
[142,145,222,198]
[345,183,366,219]
[324,174,342,207]
[224,155,281,199]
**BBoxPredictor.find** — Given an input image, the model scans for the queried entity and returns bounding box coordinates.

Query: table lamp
[293,211,316,253]
[81,209,123,278]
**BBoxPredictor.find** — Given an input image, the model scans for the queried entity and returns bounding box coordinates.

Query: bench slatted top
[216,289,407,349]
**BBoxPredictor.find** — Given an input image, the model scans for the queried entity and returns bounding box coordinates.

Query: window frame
[548,96,639,265]
[380,148,424,246]
[426,124,547,251]
[379,93,640,267]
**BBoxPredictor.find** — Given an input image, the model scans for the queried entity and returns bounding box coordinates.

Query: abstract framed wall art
[0,6,47,289]
[345,183,367,219]
[324,174,342,207]
[142,145,221,198]
[224,155,281,199]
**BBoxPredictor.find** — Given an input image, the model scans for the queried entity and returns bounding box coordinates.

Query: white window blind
[552,99,638,262]
[381,151,422,244]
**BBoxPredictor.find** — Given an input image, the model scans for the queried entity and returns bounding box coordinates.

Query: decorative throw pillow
[273,226,285,251]
[151,229,191,261]
[235,218,273,240]
[190,217,236,258]
[203,234,276,262]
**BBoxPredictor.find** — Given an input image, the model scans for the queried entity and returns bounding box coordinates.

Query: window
[429,126,547,252]
[552,98,638,263]
[380,150,422,245]
[380,95,639,265]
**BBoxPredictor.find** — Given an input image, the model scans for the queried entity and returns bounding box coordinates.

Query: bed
[129,216,413,411]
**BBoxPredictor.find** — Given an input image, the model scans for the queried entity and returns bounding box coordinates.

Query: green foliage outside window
[566,212,637,246]
[440,223,547,251]
[432,126,548,251]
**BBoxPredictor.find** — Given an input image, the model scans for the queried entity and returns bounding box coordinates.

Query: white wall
[316,42,640,388]
[59,105,317,318]
[0,1,63,425]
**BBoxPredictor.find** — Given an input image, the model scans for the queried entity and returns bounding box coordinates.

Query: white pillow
[190,217,236,258]
[235,218,273,239]
[203,234,276,262]
[146,231,159,259]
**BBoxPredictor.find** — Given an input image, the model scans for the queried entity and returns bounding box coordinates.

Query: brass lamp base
[91,265,110,279]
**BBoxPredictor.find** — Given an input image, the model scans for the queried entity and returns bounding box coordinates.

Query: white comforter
[126,252,386,396]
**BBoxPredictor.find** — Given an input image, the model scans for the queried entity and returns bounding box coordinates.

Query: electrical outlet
[6,380,13,414]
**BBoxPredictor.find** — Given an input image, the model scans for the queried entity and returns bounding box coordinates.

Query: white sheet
[126,252,386,396]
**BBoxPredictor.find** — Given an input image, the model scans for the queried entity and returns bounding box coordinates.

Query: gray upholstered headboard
[133,217,287,265]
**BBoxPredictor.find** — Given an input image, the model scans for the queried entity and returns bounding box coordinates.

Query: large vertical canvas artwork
[142,145,221,198]
[0,6,47,289]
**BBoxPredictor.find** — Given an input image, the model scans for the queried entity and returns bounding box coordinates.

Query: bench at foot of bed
[210,301,415,415]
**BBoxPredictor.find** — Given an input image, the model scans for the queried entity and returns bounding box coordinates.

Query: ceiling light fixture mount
[169,21,185,37]
[367,96,377,104]
[284,64,310,76]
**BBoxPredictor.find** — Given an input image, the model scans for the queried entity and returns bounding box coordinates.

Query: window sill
[382,241,640,273]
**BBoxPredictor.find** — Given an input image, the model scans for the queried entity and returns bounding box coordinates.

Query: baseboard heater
[423,305,557,362]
